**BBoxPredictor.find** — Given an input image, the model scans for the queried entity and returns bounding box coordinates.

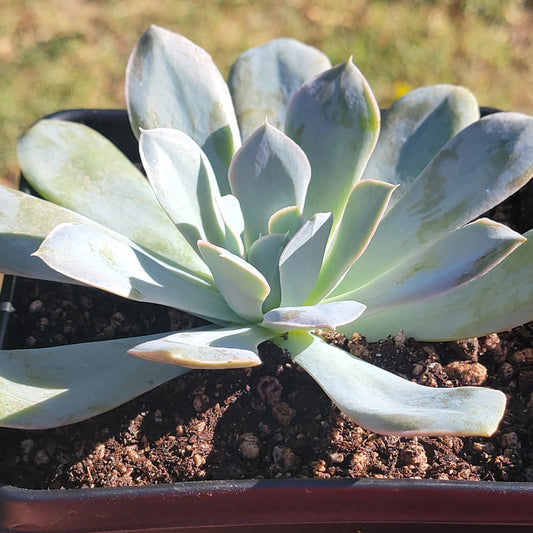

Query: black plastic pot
[1,109,533,533]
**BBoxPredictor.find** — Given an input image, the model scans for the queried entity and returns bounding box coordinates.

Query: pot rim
[2,477,533,531]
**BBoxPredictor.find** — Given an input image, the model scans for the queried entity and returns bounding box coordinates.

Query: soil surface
[1,179,532,490]
[1,276,533,490]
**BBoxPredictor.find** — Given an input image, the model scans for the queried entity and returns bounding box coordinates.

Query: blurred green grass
[1,0,532,189]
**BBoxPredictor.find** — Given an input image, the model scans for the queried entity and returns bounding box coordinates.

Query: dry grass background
[1,0,533,189]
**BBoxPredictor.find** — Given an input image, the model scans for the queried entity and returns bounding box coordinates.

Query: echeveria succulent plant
[1,26,533,436]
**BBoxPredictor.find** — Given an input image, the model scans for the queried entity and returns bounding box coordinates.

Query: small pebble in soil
[238,433,261,460]
[33,450,50,466]
[510,348,533,365]
[256,375,282,405]
[272,402,295,425]
[350,452,370,477]
[329,452,345,464]
[272,445,297,471]
[500,432,520,450]
[451,338,480,361]
[444,361,488,386]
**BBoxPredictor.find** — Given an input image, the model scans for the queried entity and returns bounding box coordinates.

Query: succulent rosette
[1,26,532,435]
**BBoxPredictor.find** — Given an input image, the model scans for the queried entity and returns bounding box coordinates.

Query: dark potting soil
[1,276,532,490]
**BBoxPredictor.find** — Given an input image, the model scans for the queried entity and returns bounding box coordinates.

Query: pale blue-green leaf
[278,213,333,306]
[0,186,95,283]
[0,333,188,429]
[17,119,208,277]
[228,123,311,246]
[335,218,525,312]
[246,233,288,312]
[35,223,240,324]
[228,37,331,140]
[285,59,380,222]
[126,25,241,194]
[263,301,366,330]
[363,84,479,208]
[140,128,225,252]
[128,326,275,368]
[343,228,533,342]
[307,180,397,303]
[198,240,270,322]
[277,331,506,436]
[333,112,533,295]
[268,205,304,238]
[216,194,245,256]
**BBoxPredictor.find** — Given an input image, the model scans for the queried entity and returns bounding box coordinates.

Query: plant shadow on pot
[1,108,533,532]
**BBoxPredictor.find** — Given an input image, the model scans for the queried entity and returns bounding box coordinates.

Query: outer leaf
[308,180,397,302]
[17,119,208,277]
[277,331,506,436]
[198,240,270,322]
[334,219,525,311]
[263,301,366,330]
[278,213,333,307]
[228,123,311,246]
[333,112,533,295]
[0,186,96,283]
[128,326,273,368]
[228,37,331,140]
[344,228,533,341]
[126,25,241,194]
[35,223,241,324]
[363,84,479,208]
[246,233,288,311]
[285,59,380,222]
[140,128,225,252]
[0,334,188,429]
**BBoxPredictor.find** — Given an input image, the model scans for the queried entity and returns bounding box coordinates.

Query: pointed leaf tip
[285,59,380,222]
[229,123,311,246]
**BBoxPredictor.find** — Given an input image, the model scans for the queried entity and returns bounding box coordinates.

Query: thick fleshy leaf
[0,334,188,429]
[333,112,533,295]
[307,180,397,302]
[363,84,479,208]
[216,194,245,256]
[0,186,96,283]
[17,119,208,277]
[126,25,241,194]
[285,59,380,222]
[344,228,533,342]
[228,123,311,246]
[263,301,366,330]
[278,213,332,307]
[277,331,506,436]
[246,233,288,312]
[140,128,225,252]
[268,205,303,237]
[228,37,331,140]
[128,326,273,368]
[334,218,525,311]
[198,240,270,322]
[34,223,240,324]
